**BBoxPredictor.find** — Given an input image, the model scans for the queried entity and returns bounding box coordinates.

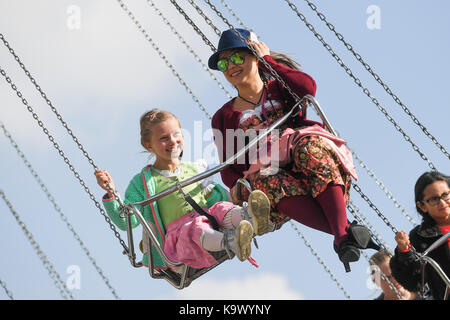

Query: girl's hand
[94,169,116,199]
[249,40,270,58]
[395,231,411,251]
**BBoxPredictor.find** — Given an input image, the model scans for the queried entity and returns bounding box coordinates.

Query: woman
[209,28,379,272]
[390,171,450,300]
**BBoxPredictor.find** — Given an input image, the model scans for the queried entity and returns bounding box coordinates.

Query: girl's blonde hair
[140,109,181,149]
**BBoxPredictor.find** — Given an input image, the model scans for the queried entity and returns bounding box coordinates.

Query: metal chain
[0,279,14,300]
[117,0,212,120]
[145,0,232,99]
[220,0,252,32]
[351,183,399,235]
[282,0,437,171]
[169,0,217,52]
[187,0,222,36]
[0,122,120,300]
[0,34,98,170]
[0,65,129,254]
[300,0,450,161]
[204,0,303,104]
[0,189,74,300]
[349,147,418,227]
[288,221,352,299]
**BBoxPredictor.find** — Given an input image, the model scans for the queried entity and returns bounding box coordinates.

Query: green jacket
[102,164,228,269]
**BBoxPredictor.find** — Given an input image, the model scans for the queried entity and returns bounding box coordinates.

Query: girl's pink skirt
[163,201,235,269]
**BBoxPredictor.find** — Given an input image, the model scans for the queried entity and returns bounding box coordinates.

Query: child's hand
[395,231,411,251]
[94,169,116,199]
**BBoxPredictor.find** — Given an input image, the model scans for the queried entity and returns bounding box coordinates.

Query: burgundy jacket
[211,55,318,188]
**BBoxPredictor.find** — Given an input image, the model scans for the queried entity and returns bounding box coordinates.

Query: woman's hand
[230,183,250,205]
[249,40,270,58]
[94,169,116,199]
[395,230,411,251]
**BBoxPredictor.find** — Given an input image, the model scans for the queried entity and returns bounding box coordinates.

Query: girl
[209,28,378,272]
[390,171,450,300]
[94,109,271,270]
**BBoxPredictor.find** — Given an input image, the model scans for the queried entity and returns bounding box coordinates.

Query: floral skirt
[246,135,352,224]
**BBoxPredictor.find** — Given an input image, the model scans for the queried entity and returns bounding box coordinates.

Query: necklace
[238,86,265,107]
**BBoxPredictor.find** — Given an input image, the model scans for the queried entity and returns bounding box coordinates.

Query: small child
[94,109,271,270]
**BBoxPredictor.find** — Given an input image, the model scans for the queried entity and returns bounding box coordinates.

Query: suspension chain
[220,0,252,31]
[282,0,437,171]
[187,0,222,36]
[345,141,418,227]
[117,0,212,120]
[0,65,129,253]
[289,221,352,299]
[169,0,217,52]
[0,122,120,300]
[0,279,14,300]
[145,0,232,99]
[0,189,74,300]
[301,0,450,161]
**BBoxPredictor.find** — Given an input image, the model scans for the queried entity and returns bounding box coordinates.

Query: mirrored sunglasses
[217,52,245,72]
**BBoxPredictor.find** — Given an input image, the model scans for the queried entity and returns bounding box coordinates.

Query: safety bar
[420,232,450,299]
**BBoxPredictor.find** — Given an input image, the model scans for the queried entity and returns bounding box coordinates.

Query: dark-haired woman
[390,171,450,300]
[209,28,379,271]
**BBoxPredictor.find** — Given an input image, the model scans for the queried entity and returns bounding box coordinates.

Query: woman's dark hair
[414,171,450,221]
[259,51,302,81]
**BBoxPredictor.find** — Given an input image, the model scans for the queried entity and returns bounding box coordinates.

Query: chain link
[0,189,74,300]
[288,221,352,299]
[300,0,450,161]
[146,0,232,99]
[169,0,217,53]
[0,65,129,253]
[0,122,120,299]
[345,141,418,227]
[187,0,222,36]
[282,0,437,171]
[117,0,212,120]
[0,279,14,300]
[220,0,252,32]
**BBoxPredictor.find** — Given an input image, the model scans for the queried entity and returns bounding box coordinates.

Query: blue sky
[0,0,449,300]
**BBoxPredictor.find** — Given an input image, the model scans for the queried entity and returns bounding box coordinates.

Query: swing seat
[123,182,235,289]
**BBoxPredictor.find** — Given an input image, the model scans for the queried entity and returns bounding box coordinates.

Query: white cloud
[164,272,304,300]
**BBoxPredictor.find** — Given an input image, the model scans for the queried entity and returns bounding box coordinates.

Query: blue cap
[208,28,250,70]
